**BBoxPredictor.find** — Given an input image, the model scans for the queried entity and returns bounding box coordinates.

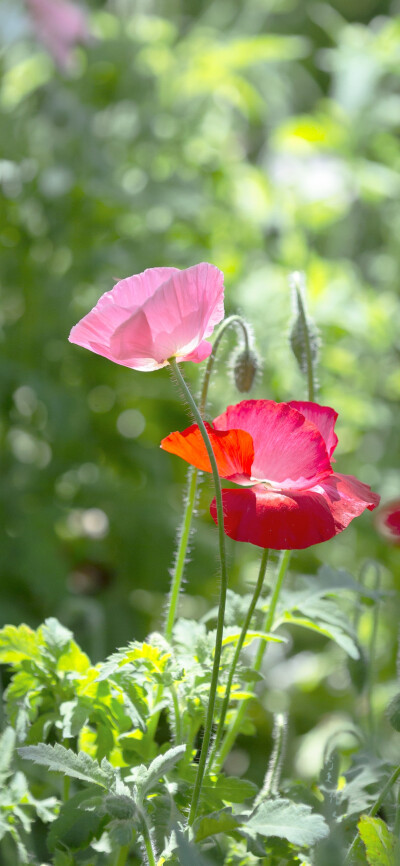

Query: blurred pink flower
[69,263,225,372]
[26,0,90,70]
[374,499,400,545]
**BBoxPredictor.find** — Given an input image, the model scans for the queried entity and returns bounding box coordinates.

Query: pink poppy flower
[161,399,380,550]
[26,0,90,71]
[69,263,225,371]
[374,499,400,545]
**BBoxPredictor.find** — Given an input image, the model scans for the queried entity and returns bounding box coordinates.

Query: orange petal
[161,422,254,479]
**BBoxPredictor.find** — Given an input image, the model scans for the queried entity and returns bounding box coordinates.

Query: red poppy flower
[374,499,400,545]
[161,400,380,550]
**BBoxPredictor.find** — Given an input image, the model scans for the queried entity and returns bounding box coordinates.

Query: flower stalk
[207,548,269,771]
[168,357,229,825]
[215,550,291,771]
[164,315,253,641]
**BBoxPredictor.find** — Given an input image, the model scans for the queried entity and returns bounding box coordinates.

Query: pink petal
[69,263,224,371]
[210,472,379,550]
[110,263,224,364]
[213,400,332,490]
[161,423,254,480]
[27,0,90,70]
[287,401,338,459]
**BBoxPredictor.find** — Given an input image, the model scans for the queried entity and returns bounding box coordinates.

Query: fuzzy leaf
[202,775,258,804]
[0,727,16,784]
[133,745,186,796]
[175,829,213,866]
[18,743,117,789]
[39,618,73,655]
[358,815,400,866]
[245,798,328,847]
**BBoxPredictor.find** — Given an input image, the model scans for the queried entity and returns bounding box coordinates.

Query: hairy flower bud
[230,346,260,393]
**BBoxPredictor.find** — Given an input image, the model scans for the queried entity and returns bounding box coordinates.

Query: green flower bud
[230,346,261,393]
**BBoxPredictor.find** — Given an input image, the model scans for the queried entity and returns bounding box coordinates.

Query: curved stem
[163,315,250,642]
[215,550,291,771]
[168,358,229,825]
[207,548,269,771]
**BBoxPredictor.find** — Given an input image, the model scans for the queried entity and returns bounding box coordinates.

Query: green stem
[216,550,291,771]
[345,765,400,863]
[168,358,229,825]
[115,843,130,866]
[164,467,199,641]
[170,683,182,745]
[294,285,316,402]
[63,775,70,802]
[366,564,381,743]
[163,315,250,641]
[207,548,269,771]
[141,818,157,866]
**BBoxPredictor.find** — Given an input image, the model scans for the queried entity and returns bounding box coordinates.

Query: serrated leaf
[137,745,186,797]
[59,700,89,739]
[282,604,359,659]
[387,694,400,732]
[39,618,73,654]
[194,807,242,842]
[0,624,43,666]
[358,815,400,866]
[246,798,328,847]
[18,743,117,789]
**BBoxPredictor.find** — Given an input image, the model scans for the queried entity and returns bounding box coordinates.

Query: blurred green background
[0,0,399,681]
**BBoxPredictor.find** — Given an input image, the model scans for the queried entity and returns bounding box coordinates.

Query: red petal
[213,400,332,490]
[209,473,380,550]
[374,499,400,544]
[161,423,254,479]
[287,401,339,459]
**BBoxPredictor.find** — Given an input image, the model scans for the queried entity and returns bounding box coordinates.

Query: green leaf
[358,815,400,866]
[0,624,43,666]
[175,829,213,866]
[194,807,242,842]
[0,727,16,784]
[47,787,106,852]
[245,798,329,847]
[387,694,400,732]
[222,630,285,648]
[59,700,89,739]
[18,743,117,789]
[129,745,186,797]
[202,775,258,804]
[39,618,73,655]
[282,598,360,659]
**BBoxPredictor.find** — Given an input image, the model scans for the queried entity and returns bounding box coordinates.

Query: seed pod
[231,346,260,393]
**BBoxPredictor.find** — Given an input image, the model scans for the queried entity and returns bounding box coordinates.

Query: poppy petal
[213,400,332,490]
[161,423,254,480]
[287,401,339,459]
[210,473,380,550]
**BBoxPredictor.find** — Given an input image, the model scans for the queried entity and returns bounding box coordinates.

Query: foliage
[0,0,399,864]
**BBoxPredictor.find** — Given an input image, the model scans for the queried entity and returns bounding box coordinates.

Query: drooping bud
[230,344,261,393]
[289,271,320,401]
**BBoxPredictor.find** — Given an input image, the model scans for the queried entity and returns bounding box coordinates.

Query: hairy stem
[164,315,251,641]
[207,548,269,771]
[168,357,229,825]
[141,818,157,866]
[216,550,291,771]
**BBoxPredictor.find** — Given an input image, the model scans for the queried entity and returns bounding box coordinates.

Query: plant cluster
[0,266,398,866]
